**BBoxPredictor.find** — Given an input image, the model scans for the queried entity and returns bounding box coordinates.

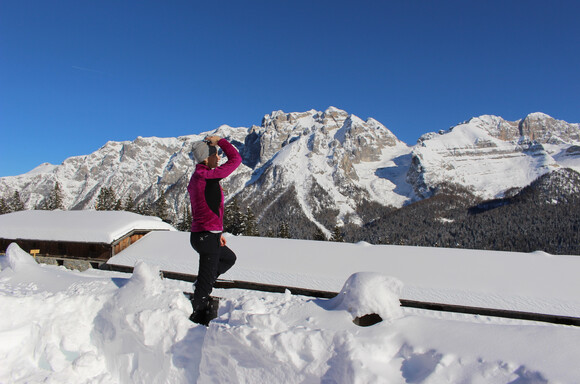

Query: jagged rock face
[254,107,351,166]
[519,113,580,144]
[232,108,408,234]
[470,115,521,141]
[335,116,401,163]
[1,109,579,234]
[408,113,580,200]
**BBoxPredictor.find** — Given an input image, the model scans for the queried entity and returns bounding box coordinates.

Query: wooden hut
[0,210,176,263]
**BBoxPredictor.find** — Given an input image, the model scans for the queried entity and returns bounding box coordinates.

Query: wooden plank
[400,299,580,327]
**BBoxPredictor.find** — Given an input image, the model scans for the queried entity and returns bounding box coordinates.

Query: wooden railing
[104,263,580,327]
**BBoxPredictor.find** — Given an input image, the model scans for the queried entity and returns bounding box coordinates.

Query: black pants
[189,232,236,311]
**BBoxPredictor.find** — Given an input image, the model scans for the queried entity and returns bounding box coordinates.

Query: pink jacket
[187,139,242,232]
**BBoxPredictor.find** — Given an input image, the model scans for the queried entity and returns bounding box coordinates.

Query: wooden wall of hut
[112,232,147,255]
[0,239,111,261]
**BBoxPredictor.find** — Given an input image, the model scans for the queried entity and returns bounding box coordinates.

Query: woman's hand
[205,136,221,146]
[220,235,227,247]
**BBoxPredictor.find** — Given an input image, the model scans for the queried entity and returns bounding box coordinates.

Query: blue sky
[1,0,579,177]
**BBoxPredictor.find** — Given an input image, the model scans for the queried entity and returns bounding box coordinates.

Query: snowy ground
[1,239,580,383]
[109,232,580,318]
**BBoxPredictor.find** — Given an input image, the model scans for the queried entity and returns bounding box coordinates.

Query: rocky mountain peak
[320,107,350,130]
[519,113,580,144]
[449,113,580,145]
[261,107,349,132]
[466,115,521,141]
[335,114,404,163]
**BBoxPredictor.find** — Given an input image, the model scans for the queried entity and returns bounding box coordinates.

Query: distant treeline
[350,169,580,255]
[351,192,580,255]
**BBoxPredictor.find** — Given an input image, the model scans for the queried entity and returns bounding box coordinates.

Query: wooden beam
[399,299,580,326]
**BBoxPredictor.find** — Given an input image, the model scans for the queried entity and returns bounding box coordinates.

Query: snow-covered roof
[0,210,176,244]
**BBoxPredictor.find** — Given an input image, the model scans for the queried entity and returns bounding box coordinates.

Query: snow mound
[0,244,114,382]
[1,242,41,272]
[328,272,403,322]
[92,261,193,383]
[0,248,201,383]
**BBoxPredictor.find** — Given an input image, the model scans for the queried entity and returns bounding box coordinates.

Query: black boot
[189,296,220,326]
[190,308,210,326]
[208,296,220,320]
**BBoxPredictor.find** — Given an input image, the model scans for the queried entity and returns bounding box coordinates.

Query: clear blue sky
[1,0,579,176]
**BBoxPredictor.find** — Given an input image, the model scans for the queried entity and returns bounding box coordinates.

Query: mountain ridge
[1,107,579,240]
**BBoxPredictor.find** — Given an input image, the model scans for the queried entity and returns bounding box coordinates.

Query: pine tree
[123,194,137,212]
[278,222,290,239]
[243,207,259,236]
[154,192,171,223]
[313,227,327,241]
[0,197,10,214]
[175,206,192,231]
[224,198,245,235]
[330,226,344,242]
[9,191,25,212]
[135,201,154,217]
[95,187,117,211]
[43,182,65,210]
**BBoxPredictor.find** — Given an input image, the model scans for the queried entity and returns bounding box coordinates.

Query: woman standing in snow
[188,135,242,325]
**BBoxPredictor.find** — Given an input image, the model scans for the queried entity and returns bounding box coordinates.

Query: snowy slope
[1,240,580,383]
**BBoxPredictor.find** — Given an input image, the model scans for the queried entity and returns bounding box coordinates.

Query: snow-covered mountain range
[1,108,579,234]
[409,113,580,199]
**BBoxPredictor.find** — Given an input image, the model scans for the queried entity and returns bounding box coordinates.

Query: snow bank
[3,243,580,383]
[202,286,580,384]
[0,244,114,383]
[0,244,195,383]
[92,261,193,383]
[199,287,412,383]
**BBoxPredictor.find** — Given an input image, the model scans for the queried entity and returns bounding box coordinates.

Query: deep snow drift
[1,240,580,383]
